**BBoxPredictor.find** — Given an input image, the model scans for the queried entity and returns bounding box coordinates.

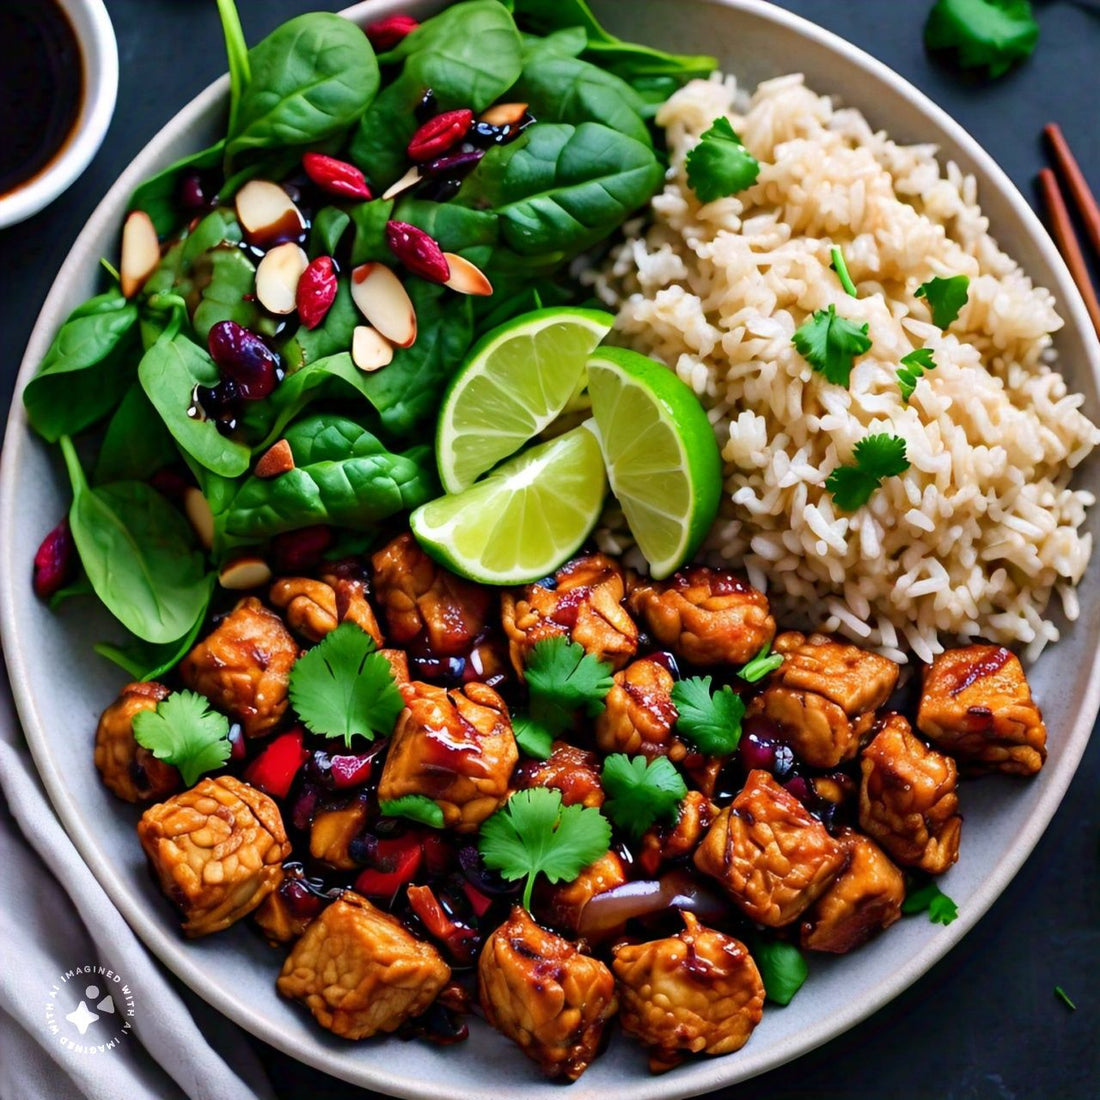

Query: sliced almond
[183,487,214,550]
[381,165,422,201]
[350,263,417,348]
[479,102,528,127]
[351,325,395,372]
[120,211,160,299]
[443,252,493,297]
[255,439,295,478]
[255,242,309,315]
[234,179,305,248]
[219,555,273,591]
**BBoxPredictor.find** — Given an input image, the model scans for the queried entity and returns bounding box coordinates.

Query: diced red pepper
[421,831,450,874]
[407,884,480,964]
[244,728,309,799]
[328,752,374,789]
[354,834,423,899]
[461,881,493,919]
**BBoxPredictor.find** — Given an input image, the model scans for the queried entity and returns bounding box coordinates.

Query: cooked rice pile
[591,74,1099,663]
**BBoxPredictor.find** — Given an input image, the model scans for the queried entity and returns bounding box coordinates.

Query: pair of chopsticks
[1039,124,1100,338]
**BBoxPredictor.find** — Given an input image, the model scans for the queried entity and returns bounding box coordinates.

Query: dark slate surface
[1,2,1096,1098]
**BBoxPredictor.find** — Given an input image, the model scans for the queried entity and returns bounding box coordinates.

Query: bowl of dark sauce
[0,0,117,229]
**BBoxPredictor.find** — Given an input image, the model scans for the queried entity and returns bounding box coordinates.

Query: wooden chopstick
[1038,167,1100,339]
[1044,123,1100,258]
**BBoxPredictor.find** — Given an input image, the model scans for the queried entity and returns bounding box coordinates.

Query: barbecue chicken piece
[594,656,685,762]
[637,791,717,877]
[377,681,517,832]
[179,597,298,738]
[693,769,846,926]
[859,714,962,874]
[269,573,382,646]
[745,632,899,768]
[513,741,604,808]
[501,553,638,676]
[478,906,617,1081]
[94,681,179,802]
[277,892,450,1039]
[612,912,765,1073]
[371,533,492,656]
[799,828,904,953]
[917,645,1046,775]
[627,566,774,667]
[137,776,290,936]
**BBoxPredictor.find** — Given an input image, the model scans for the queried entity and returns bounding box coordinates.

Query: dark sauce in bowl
[0,0,83,197]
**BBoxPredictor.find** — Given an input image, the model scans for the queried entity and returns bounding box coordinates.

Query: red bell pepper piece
[461,881,493,919]
[244,728,308,799]
[407,884,480,964]
[354,835,423,899]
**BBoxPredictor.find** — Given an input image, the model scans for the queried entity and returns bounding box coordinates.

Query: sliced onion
[577,870,729,939]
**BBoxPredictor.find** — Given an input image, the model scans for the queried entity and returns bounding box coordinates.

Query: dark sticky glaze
[949,646,1012,696]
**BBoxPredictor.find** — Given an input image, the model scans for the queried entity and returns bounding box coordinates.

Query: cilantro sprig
[925,0,1039,79]
[1054,986,1077,1011]
[288,621,405,748]
[915,274,970,328]
[897,347,938,404]
[748,934,809,1006]
[825,433,910,512]
[901,879,959,925]
[830,246,858,298]
[524,636,614,737]
[131,690,231,787]
[792,305,872,388]
[379,794,445,829]
[601,754,687,838]
[738,643,784,683]
[686,116,761,203]
[478,788,611,910]
[671,675,745,755]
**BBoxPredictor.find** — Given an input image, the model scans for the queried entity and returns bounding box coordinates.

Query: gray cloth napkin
[0,673,277,1100]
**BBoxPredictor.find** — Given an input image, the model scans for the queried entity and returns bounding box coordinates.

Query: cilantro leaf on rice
[791,305,873,387]
[686,117,760,203]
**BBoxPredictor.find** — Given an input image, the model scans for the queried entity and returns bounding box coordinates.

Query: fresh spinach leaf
[310,205,351,258]
[227,13,380,168]
[23,290,140,443]
[215,0,251,136]
[94,382,178,484]
[128,141,226,237]
[349,198,395,266]
[138,334,251,478]
[455,122,663,263]
[191,247,263,341]
[391,198,498,263]
[59,437,210,645]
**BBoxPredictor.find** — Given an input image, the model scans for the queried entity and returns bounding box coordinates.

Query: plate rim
[2,1,1099,1097]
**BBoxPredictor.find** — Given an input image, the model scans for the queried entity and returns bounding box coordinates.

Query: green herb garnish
[738,643,784,683]
[1054,986,1077,1011]
[685,116,761,203]
[749,936,809,1006]
[830,246,858,298]
[915,274,970,328]
[131,690,231,787]
[901,879,959,925]
[791,305,873,387]
[898,347,938,404]
[601,754,687,837]
[671,675,745,755]
[925,0,1039,79]
[825,433,911,512]
[525,636,615,735]
[478,788,611,909]
[379,794,445,829]
[288,621,405,748]
[512,713,555,760]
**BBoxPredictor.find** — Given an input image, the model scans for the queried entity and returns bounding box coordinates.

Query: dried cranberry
[407,109,474,162]
[32,518,76,600]
[364,13,419,53]
[207,320,281,400]
[421,148,484,180]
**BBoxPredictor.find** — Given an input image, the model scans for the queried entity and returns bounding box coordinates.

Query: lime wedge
[411,426,608,584]
[436,307,614,494]
[586,347,722,579]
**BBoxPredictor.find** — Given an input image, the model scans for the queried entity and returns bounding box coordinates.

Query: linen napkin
[0,669,277,1100]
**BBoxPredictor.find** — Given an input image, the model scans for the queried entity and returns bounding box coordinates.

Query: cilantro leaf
[1054,986,1077,1011]
[512,713,554,760]
[915,274,970,328]
[830,246,858,298]
[898,346,937,404]
[791,305,872,387]
[478,788,611,910]
[671,675,745,755]
[288,621,405,749]
[925,0,1038,79]
[525,636,615,736]
[748,935,809,1006]
[601,754,687,838]
[131,690,231,787]
[825,433,910,512]
[738,643,784,683]
[379,794,445,829]
[685,116,761,203]
[901,879,959,925]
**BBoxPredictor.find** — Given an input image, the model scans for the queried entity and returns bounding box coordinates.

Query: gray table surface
[1,1,1097,1098]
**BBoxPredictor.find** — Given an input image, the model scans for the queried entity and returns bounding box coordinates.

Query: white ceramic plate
[3,2,1099,1097]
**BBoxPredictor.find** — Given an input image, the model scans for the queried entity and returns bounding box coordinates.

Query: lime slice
[586,347,722,579]
[436,307,614,494]
[411,426,608,584]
